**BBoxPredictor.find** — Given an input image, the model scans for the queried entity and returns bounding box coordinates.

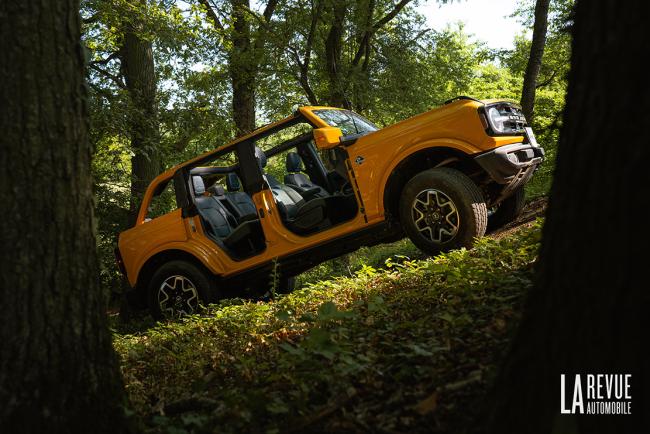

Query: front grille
[495,104,527,133]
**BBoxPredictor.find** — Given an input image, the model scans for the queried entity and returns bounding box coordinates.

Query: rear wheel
[399,168,487,256]
[487,186,525,232]
[147,260,218,319]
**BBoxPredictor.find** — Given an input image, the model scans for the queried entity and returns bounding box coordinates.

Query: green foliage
[506,0,574,199]
[114,221,542,432]
[468,63,522,101]
[368,23,490,125]
[83,0,234,292]
[298,237,423,285]
[93,136,131,290]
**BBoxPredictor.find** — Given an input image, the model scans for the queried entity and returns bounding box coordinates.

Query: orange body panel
[118,99,528,288]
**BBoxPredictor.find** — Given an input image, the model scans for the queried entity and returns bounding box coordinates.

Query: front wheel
[399,168,487,256]
[148,260,218,319]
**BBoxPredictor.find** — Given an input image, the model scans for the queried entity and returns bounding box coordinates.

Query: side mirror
[313,127,342,149]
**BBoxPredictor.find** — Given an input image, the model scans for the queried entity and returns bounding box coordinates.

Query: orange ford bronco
[116,96,543,318]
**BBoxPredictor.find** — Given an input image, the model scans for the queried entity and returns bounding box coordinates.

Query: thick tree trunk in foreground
[484,1,648,433]
[520,0,550,123]
[121,5,161,225]
[0,1,128,432]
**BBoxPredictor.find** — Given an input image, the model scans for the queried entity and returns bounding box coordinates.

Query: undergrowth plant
[114,220,542,433]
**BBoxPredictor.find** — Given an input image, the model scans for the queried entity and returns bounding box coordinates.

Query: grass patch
[114,220,542,433]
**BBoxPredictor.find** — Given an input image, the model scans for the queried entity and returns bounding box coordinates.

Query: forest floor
[113,198,547,434]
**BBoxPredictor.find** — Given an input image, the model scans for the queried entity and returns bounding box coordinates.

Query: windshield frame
[311,109,379,136]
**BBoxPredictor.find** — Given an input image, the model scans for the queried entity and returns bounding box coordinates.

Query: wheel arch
[382,146,484,221]
[134,249,217,298]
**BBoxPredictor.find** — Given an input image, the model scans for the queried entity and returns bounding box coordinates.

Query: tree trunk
[294,0,323,106]
[198,0,277,136]
[483,1,648,433]
[121,4,161,225]
[351,0,375,111]
[0,1,129,432]
[325,0,349,108]
[230,0,257,135]
[520,0,550,123]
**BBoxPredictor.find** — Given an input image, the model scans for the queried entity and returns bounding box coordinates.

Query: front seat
[254,147,327,234]
[283,152,329,199]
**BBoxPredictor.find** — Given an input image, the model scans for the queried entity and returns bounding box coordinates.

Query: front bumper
[474,142,544,190]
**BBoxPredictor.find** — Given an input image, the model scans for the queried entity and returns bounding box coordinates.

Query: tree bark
[199,0,277,136]
[520,0,550,123]
[324,0,414,109]
[483,1,649,433]
[351,0,375,111]
[0,1,129,432]
[325,0,349,108]
[121,2,161,225]
[230,0,257,135]
[292,0,322,106]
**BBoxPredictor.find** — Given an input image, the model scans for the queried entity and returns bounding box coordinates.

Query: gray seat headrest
[208,184,226,197]
[286,152,303,173]
[226,172,241,192]
[193,176,206,195]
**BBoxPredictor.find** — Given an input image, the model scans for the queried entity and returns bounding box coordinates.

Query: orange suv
[116,97,543,318]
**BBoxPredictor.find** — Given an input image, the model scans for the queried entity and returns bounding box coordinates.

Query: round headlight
[488,107,510,133]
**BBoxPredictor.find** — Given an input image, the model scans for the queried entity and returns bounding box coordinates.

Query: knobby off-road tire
[147,260,219,319]
[487,186,525,232]
[399,168,488,256]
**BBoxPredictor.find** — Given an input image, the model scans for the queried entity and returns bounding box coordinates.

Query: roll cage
[169,111,358,262]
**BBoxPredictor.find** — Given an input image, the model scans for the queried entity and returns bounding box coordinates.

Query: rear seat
[193,176,236,238]
[193,176,264,257]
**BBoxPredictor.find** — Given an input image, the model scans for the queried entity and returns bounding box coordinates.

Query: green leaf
[439,312,455,323]
[266,399,290,414]
[276,310,291,322]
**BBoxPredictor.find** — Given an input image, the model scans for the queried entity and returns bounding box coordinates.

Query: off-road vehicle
[116,97,543,318]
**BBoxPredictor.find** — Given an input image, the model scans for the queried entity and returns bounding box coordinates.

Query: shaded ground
[113,201,546,433]
[490,197,548,239]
